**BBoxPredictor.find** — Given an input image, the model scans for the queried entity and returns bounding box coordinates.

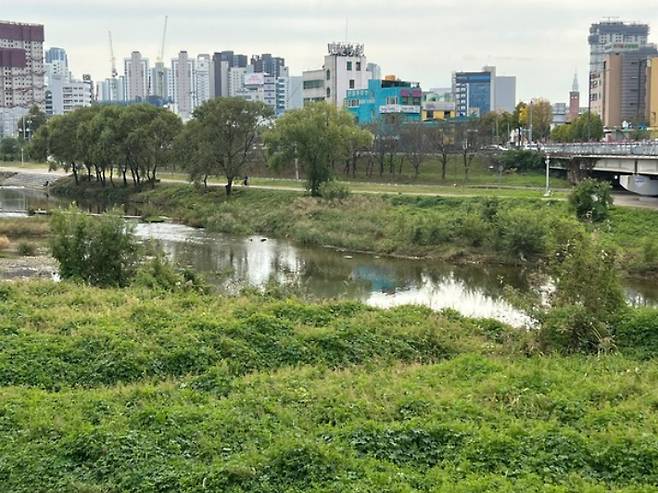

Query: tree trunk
[441,155,447,180]
[225,177,233,196]
[71,164,79,185]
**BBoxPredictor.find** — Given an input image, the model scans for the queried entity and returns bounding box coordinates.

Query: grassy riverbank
[0,281,656,492]
[51,178,658,277]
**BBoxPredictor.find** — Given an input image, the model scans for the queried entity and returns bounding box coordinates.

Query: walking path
[0,165,656,210]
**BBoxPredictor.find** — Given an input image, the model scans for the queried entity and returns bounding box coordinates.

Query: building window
[386,96,398,105]
[356,61,361,71]
[349,79,355,89]
[347,61,352,71]
[326,87,331,98]
[326,69,331,80]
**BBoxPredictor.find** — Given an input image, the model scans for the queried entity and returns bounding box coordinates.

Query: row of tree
[32,104,182,187]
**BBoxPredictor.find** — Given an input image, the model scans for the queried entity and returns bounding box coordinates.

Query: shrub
[569,179,613,222]
[16,241,36,256]
[495,208,548,260]
[539,235,626,353]
[49,207,139,287]
[496,149,544,172]
[318,181,350,201]
[0,235,10,251]
[615,308,658,359]
[538,305,613,354]
[133,253,208,293]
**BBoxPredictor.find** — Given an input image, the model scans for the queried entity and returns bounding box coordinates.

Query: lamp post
[544,153,551,197]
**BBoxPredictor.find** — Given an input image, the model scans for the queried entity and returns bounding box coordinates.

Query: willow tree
[265,102,372,196]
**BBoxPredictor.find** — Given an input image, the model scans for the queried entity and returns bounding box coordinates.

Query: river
[2,185,657,327]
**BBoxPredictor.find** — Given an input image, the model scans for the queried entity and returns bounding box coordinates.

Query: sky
[4,0,658,103]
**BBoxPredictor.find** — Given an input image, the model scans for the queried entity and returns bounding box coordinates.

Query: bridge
[543,142,658,196]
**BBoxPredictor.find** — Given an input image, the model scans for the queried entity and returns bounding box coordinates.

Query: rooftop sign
[327,43,364,57]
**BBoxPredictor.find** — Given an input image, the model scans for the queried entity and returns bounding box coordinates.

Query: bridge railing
[543,142,658,156]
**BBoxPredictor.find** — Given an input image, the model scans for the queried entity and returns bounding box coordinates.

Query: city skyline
[5,0,658,104]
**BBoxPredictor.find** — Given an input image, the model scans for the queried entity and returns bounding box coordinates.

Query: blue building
[345,77,422,125]
[453,67,495,117]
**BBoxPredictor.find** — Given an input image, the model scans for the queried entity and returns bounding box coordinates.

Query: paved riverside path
[1,165,657,210]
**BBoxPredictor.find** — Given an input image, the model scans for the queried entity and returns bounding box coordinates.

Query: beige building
[646,57,658,128]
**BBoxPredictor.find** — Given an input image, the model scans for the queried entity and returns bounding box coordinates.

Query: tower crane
[108,30,117,79]
[157,16,168,64]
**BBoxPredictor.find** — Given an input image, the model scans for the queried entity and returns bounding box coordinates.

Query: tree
[17,105,47,142]
[265,102,372,196]
[454,121,479,181]
[181,98,272,195]
[0,137,20,161]
[569,178,613,222]
[400,122,429,178]
[429,121,455,180]
[518,99,552,142]
[552,113,604,143]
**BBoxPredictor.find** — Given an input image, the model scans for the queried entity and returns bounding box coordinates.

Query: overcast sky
[5,0,658,102]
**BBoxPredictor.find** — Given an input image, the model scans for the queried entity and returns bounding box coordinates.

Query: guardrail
[543,142,658,156]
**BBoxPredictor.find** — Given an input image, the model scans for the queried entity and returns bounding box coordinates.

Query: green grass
[0,281,656,492]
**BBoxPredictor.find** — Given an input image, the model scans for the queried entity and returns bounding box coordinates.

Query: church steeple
[572,72,579,93]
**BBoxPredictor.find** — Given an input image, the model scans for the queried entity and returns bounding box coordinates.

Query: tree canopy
[178,98,273,194]
[265,102,372,196]
[32,104,182,187]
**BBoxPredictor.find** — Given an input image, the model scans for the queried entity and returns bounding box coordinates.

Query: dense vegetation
[51,179,658,278]
[0,281,655,492]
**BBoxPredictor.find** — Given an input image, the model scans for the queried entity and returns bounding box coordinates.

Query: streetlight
[544,153,551,197]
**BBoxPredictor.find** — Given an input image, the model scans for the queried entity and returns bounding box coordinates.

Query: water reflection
[134,223,535,326]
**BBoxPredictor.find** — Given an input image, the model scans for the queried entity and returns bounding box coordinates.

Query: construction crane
[157,16,168,64]
[108,30,117,78]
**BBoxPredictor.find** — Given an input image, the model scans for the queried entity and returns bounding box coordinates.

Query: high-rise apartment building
[588,21,650,116]
[151,62,170,101]
[0,21,45,137]
[195,54,211,107]
[646,57,658,127]
[171,51,195,120]
[251,53,285,78]
[124,51,150,101]
[44,46,68,81]
[211,50,248,97]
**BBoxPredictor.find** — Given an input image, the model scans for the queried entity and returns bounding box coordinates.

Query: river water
[2,186,657,326]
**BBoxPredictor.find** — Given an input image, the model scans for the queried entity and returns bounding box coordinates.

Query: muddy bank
[0,256,57,281]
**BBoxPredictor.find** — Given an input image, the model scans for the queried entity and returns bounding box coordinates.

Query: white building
[302,69,326,105]
[302,43,371,108]
[124,51,150,101]
[228,66,248,97]
[195,54,211,108]
[97,76,126,103]
[171,51,195,120]
[46,75,91,115]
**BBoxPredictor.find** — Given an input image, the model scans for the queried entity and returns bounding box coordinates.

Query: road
[1,165,657,210]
